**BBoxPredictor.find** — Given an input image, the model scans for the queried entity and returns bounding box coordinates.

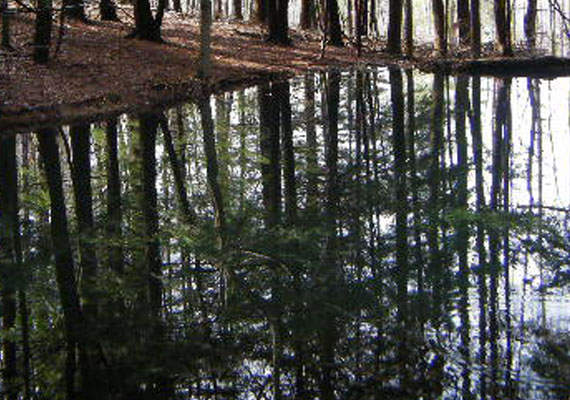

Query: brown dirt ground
[0,12,398,131]
[1,12,569,132]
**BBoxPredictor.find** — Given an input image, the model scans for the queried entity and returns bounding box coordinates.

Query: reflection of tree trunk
[428,73,444,323]
[159,114,198,226]
[19,133,32,400]
[259,82,282,228]
[277,81,297,225]
[390,68,409,386]
[199,89,229,309]
[305,73,319,213]
[69,124,104,400]
[502,79,514,398]
[106,119,125,275]
[137,114,172,399]
[489,78,510,398]
[37,128,85,400]
[0,133,20,400]
[470,76,488,399]
[259,81,284,399]
[69,125,98,320]
[455,76,471,397]
[319,70,341,400]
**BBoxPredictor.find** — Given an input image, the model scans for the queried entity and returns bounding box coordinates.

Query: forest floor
[1,11,570,131]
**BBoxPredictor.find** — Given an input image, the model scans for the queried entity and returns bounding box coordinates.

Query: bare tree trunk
[387,0,403,54]
[33,0,52,64]
[524,0,537,49]
[432,0,447,55]
[1,0,12,49]
[300,0,314,28]
[471,0,481,55]
[457,0,470,46]
[495,0,513,55]
[404,0,413,56]
[199,0,212,79]
[100,0,119,20]
[233,0,243,19]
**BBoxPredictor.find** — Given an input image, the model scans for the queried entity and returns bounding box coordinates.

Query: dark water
[1,69,570,399]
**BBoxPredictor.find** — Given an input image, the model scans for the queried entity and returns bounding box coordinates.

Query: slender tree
[100,0,119,21]
[1,0,12,49]
[267,0,290,43]
[199,0,212,80]
[325,0,343,46]
[130,0,168,40]
[387,0,404,54]
[457,0,470,46]
[33,0,52,63]
[495,0,513,55]
[471,0,481,56]
[432,0,447,55]
[64,0,86,20]
[300,0,315,29]
[404,0,413,56]
[233,0,243,19]
[524,0,537,49]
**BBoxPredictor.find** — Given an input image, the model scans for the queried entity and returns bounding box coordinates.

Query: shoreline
[2,14,569,132]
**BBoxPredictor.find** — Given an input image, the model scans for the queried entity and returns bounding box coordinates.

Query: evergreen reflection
[2,70,570,399]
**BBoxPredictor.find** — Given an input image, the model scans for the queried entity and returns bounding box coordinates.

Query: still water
[1,68,570,399]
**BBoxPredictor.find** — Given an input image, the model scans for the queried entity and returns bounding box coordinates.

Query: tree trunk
[404,0,413,56]
[64,0,86,20]
[233,0,243,19]
[326,0,343,46]
[457,0,470,46]
[254,0,267,22]
[300,0,314,29]
[387,0,403,54]
[199,0,212,79]
[100,0,119,21]
[33,0,52,64]
[470,0,481,56]
[432,0,447,55]
[495,0,513,55]
[524,0,537,49]
[267,0,290,44]
[132,0,167,41]
[1,0,12,49]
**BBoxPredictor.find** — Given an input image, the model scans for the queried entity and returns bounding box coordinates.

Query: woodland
[1,0,570,128]
[2,0,570,399]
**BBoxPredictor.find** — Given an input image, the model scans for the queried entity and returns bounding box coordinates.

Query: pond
[1,68,570,399]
